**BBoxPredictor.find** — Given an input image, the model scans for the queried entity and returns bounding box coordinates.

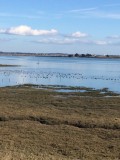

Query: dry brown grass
[0,86,120,160]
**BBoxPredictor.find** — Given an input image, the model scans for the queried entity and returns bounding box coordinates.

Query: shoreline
[1,84,120,95]
[0,52,120,59]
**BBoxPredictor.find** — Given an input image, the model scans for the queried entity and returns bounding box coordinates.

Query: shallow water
[55,89,87,93]
[0,56,120,93]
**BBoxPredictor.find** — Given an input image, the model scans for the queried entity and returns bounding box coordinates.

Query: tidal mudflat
[0,85,120,160]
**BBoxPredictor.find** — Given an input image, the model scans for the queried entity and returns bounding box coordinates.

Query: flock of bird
[0,69,120,86]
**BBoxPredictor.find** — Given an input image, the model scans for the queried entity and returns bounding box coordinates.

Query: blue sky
[0,0,120,55]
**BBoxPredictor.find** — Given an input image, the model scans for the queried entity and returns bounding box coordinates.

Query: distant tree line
[68,53,93,57]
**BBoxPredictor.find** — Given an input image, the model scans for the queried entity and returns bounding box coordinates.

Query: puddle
[55,89,87,93]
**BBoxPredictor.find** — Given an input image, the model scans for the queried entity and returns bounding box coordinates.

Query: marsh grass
[0,85,120,160]
[0,64,20,67]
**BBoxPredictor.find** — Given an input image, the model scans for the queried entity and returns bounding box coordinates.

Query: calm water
[0,56,120,93]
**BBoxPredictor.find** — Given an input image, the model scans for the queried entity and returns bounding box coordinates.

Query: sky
[0,0,120,55]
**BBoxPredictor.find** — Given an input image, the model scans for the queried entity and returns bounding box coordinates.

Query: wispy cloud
[63,7,97,18]
[0,25,58,36]
[1,5,120,20]
[32,37,113,46]
[33,38,79,45]
[63,5,120,19]
[0,12,43,19]
[107,35,120,39]
[68,7,97,13]
[104,3,120,7]
[94,40,110,45]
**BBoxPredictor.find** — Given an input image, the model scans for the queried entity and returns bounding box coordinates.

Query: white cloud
[71,31,88,38]
[0,25,58,36]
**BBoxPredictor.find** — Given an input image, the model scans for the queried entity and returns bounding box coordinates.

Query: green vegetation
[0,85,120,160]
